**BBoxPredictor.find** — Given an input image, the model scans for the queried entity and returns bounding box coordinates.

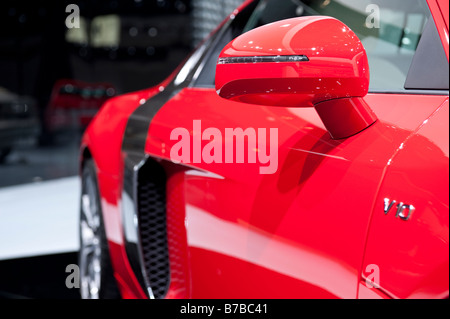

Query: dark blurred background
[0,0,244,185]
[1,0,194,156]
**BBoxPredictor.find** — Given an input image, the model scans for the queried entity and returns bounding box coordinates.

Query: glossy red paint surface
[216,17,370,106]
[142,89,448,299]
[80,0,449,299]
[314,98,377,139]
[428,0,449,60]
[81,85,169,299]
[361,99,449,299]
[216,16,375,140]
[437,0,449,30]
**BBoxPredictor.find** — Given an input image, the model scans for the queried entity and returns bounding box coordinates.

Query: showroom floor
[0,135,81,299]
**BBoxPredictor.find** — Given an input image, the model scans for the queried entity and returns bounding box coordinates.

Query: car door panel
[143,87,446,298]
[360,99,449,299]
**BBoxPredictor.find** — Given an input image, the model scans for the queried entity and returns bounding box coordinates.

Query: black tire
[79,159,121,299]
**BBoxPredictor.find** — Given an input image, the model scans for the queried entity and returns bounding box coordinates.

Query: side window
[194,0,439,92]
[304,0,431,91]
[405,18,449,90]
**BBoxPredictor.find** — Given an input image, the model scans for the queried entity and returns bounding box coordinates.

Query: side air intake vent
[137,159,170,299]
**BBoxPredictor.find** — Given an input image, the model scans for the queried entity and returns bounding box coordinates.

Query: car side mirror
[215,16,377,139]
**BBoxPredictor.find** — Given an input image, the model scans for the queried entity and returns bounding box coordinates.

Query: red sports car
[79,0,449,299]
[46,79,116,133]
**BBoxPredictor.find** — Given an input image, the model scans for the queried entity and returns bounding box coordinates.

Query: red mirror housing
[215,16,377,139]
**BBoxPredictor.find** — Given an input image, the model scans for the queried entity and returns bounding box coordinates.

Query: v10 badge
[384,198,416,221]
